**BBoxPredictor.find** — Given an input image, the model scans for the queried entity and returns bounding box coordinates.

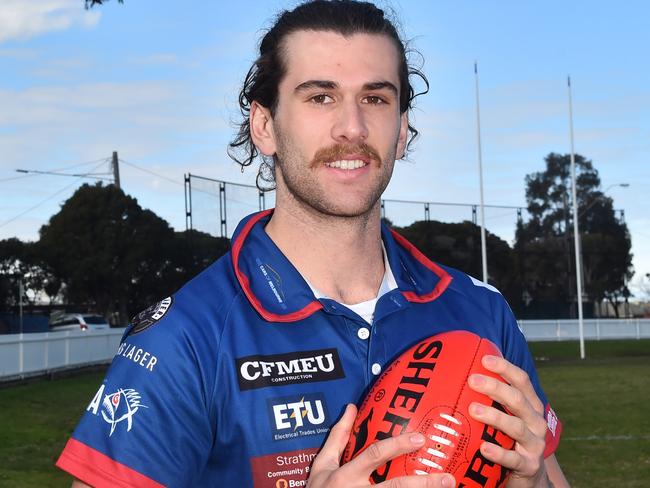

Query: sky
[0,0,648,298]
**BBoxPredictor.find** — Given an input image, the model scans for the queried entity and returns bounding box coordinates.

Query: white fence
[0,329,124,382]
[1,320,649,381]
[519,318,650,341]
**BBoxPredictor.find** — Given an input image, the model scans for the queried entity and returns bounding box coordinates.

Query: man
[58,1,569,487]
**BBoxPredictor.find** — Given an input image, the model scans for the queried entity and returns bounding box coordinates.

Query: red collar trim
[231,211,451,322]
[231,209,323,323]
[389,229,453,303]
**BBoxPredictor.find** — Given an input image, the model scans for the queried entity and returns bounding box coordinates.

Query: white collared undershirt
[304,242,398,324]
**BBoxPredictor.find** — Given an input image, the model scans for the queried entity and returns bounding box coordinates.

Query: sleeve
[56,296,217,487]
[498,299,563,458]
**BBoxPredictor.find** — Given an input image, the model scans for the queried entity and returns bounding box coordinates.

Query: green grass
[529,338,650,362]
[0,341,648,487]
[0,370,106,488]
[533,340,650,488]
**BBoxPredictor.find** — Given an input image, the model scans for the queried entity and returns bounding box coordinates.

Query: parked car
[49,313,110,332]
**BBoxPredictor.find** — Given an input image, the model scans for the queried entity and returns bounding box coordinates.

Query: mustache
[310,143,381,168]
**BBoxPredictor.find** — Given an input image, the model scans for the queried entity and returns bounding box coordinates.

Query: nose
[331,100,369,143]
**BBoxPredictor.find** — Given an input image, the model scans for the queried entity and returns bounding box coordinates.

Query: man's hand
[307,404,456,488]
[467,355,551,488]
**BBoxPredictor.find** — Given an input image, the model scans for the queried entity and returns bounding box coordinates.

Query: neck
[265,195,385,305]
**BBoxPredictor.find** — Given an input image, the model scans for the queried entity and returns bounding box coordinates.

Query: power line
[123,160,236,203]
[0,157,110,183]
[485,210,520,221]
[0,180,82,229]
[14,168,112,181]
[50,157,110,172]
[119,158,183,186]
[0,160,107,229]
[0,173,38,183]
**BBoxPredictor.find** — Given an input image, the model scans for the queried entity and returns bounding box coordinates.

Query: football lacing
[414,412,461,475]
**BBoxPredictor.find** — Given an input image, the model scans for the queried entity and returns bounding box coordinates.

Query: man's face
[266,30,408,218]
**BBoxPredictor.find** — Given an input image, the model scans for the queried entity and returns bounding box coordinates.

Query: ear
[396,112,408,159]
[250,101,277,156]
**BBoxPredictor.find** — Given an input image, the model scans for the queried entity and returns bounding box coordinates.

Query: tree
[39,183,178,324]
[0,238,60,311]
[0,238,26,310]
[37,183,231,324]
[515,153,633,317]
[85,0,123,8]
[171,229,230,284]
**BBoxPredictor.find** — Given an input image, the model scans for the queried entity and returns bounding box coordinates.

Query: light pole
[474,62,488,283]
[567,76,585,359]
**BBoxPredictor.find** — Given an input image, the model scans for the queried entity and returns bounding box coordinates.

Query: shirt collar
[230,209,452,323]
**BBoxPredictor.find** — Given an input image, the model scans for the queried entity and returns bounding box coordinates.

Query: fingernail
[471,403,484,415]
[469,374,485,386]
[410,433,425,445]
[441,474,455,488]
[483,355,497,367]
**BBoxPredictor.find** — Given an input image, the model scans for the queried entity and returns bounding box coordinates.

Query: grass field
[530,340,650,487]
[0,340,648,487]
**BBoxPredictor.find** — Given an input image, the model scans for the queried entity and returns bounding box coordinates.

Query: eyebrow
[294,79,398,95]
[363,81,398,95]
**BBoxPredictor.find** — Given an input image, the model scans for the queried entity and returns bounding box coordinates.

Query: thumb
[311,403,357,472]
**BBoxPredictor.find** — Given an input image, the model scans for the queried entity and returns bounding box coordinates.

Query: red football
[341,330,515,487]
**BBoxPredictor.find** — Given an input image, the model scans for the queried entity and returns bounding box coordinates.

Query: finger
[481,355,544,415]
[376,473,456,488]
[469,401,544,450]
[468,374,546,438]
[311,404,357,473]
[343,431,427,476]
[479,441,542,478]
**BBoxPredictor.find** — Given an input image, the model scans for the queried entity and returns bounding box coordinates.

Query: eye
[309,94,334,105]
[362,95,386,105]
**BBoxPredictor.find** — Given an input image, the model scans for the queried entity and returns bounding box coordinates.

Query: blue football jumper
[57,210,562,487]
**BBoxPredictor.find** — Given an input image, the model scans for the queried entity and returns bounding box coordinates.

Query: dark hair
[228,0,429,190]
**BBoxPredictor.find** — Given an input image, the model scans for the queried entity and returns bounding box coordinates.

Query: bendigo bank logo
[236,349,345,390]
[268,393,330,441]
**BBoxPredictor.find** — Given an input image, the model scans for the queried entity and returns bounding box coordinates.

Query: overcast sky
[1,0,648,297]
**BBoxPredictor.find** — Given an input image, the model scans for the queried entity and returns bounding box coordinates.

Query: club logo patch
[129,296,173,335]
[87,384,147,436]
[268,393,330,441]
[236,348,345,391]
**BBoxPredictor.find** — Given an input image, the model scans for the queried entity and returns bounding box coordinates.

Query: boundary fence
[519,318,650,341]
[0,329,124,382]
[183,173,526,238]
[1,320,649,381]
[182,173,626,239]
